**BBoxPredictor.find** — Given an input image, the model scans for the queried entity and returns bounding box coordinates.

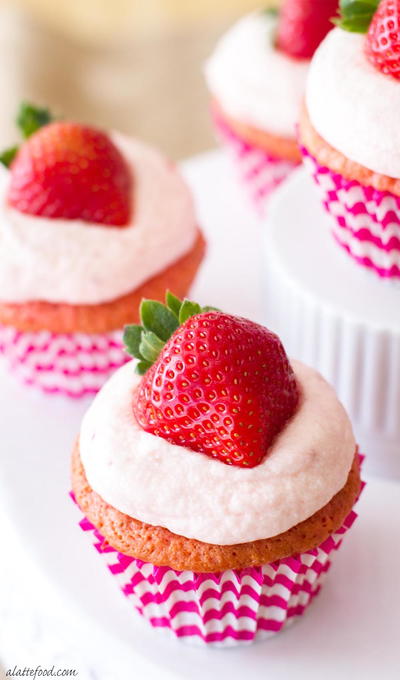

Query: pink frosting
[306,27,400,177]
[79,359,355,545]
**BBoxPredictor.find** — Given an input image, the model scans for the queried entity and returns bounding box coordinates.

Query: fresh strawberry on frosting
[276,0,339,60]
[1,102,132,226]
[336,0,400,80]
[123,292,299,468]
[364,0,400,79]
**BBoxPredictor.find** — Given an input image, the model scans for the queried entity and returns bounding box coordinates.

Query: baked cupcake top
[79,292,355,546]
[0,103,197,305]
[306,0,400,177]
[205,3,338,139]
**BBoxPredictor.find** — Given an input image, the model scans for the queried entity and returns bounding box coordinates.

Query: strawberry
[124,292,299,468]
[276,0,339,60]
[365,0,400,80]
[1,102,132,226]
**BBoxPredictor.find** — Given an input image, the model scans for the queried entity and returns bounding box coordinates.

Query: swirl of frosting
[205,11,309,138]
[79,359,355,546]
[0,133,197,305]
[306,27,400,178]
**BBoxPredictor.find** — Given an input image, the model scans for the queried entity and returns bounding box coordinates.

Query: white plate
[1,151,399,679]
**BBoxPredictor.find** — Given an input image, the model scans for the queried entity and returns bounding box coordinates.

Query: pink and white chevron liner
[213,109,298,217]
[75,497,360,647]
[0,325,128,397]
[302,147,400,280]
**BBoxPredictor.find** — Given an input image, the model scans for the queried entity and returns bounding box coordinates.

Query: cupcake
[299,0,400,280]
[204,1,339,215]
[72,291,362,646]
[0,103,205,396]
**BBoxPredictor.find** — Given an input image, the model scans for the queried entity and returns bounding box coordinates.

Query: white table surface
[1,150,399,679]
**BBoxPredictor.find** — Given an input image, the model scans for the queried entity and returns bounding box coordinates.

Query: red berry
[133,312,299,468]
[276,0,339,60]
[8,122,132,226]
[365,0,400,80]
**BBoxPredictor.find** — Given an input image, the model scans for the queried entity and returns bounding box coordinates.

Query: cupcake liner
[213,108,298,216]
[0,325,128,398]
[73,469,363,647]
[302,146,400,280]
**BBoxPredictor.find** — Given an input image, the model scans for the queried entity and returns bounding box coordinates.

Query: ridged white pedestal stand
[264,168,400,480]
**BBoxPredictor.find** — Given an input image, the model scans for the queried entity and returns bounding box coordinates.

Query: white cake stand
[264,167,400,480]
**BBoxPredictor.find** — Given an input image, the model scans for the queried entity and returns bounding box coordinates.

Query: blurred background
[0,0,277,159]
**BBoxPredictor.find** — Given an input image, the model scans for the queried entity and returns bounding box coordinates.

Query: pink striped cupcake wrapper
[73,471,364,647]
[0,325,128,398]
[213,109,298,216]
[302,146,400,280]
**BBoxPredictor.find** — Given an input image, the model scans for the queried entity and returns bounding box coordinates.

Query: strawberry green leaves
[262,7,279,18]
[0,146,19,168]
[165,290,183,318]
[140,300,179,341]
[123,324,142,356]
[178,300,202,324]
[0,101,53,168]
[166,292,219,325]
[17,102,52,139]
[123,291,218,375]
[335,0,379,33]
